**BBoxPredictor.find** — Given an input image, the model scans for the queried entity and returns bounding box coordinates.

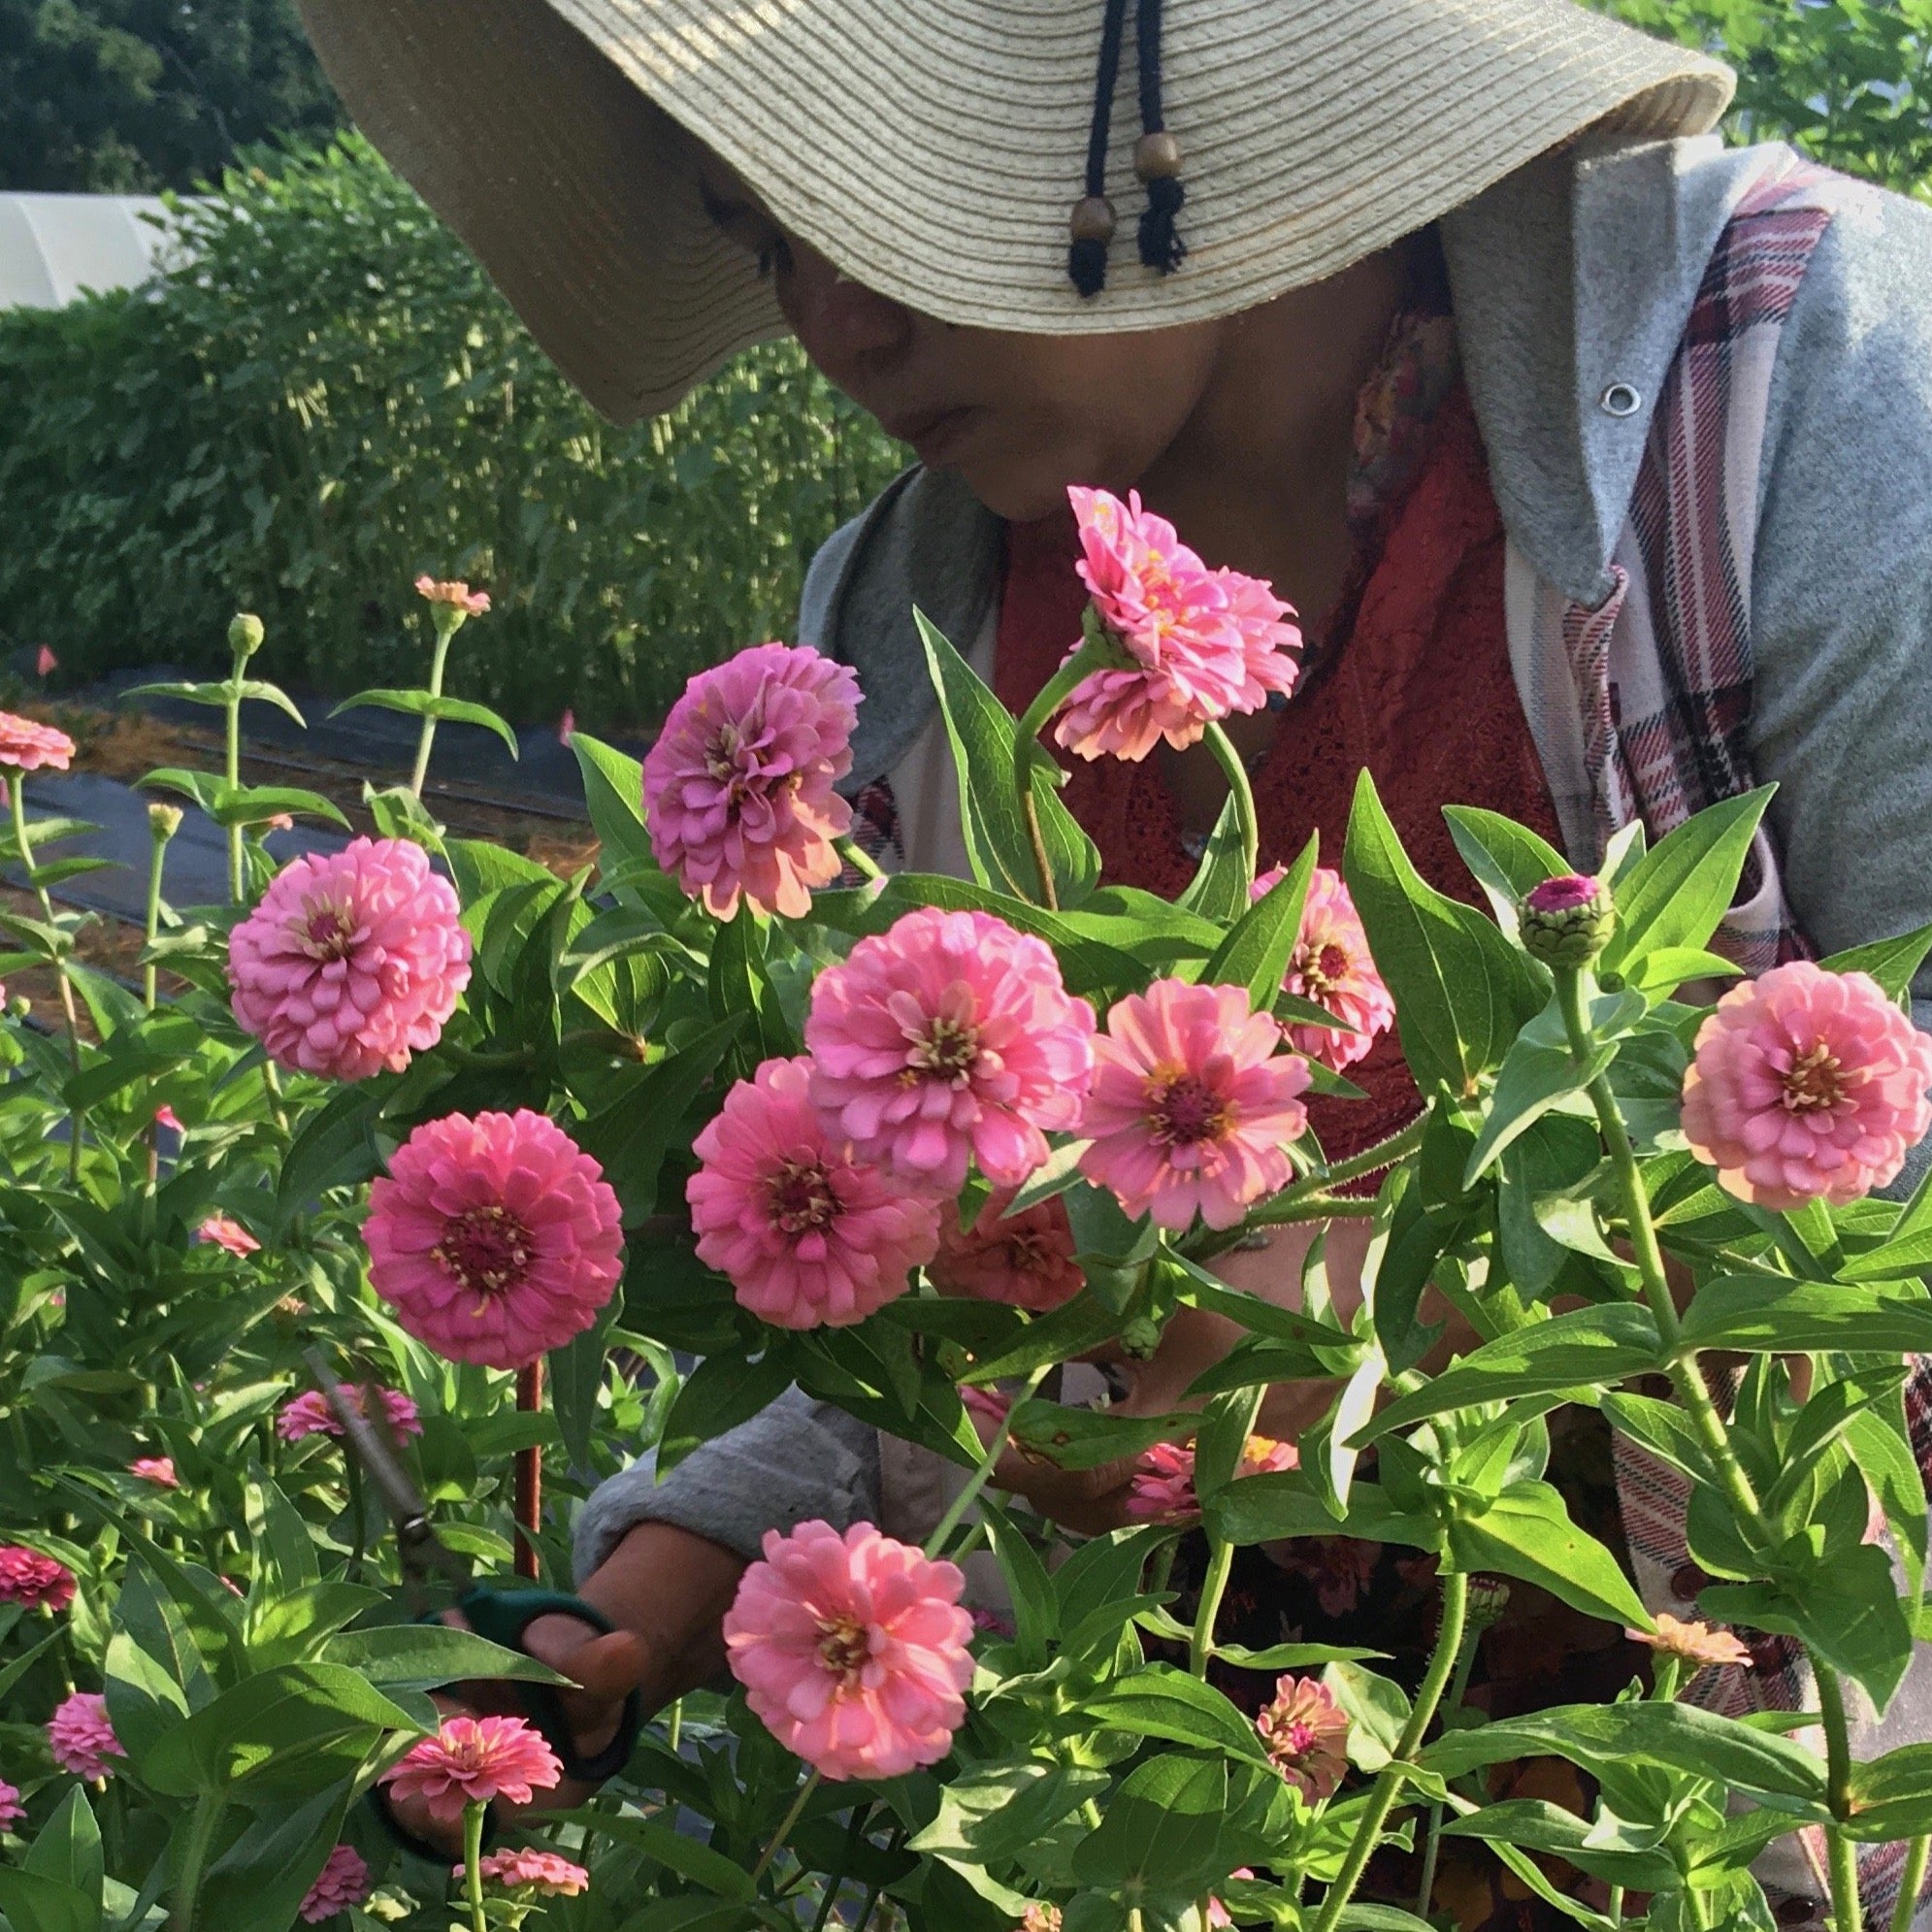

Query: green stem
[808,1803,874,1932]
[1416,1599,1488,1916]
[1889,1836,1929,1932]
[1011,643,1107,911]
[1200,723,1259,885]
[837,836,886,883]
[169,1789,226,1932]
[12,772,84,1180]
[1608,1885,1626,1932]
[926,1362,1053,1558]
[408,626,455,800]
[1312,1570,1470,1932]
[222,672,246,903]
[666,1696,682,1755]
[461,1800,487,1932]
[750,1768,821,1885]
[1553,967,1772,1546]
[1191,1388,1265,1676]
[144,823,168,1012]
[1817,1663,1863,1932]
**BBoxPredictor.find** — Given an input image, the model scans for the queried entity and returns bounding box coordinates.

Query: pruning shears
[305,1353,642,1795]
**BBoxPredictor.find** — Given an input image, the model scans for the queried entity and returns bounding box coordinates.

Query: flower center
[302,898,357,962]
[768,1159,838,1236]
[433,1203,534,1298]
[1296,938,1353,998]
[1280,1719,1317,1757]
[1781,1042,1846,1113]
[905,1015,980,1087]
[1148,1068,1228,1145]
[816,1614,870,1681]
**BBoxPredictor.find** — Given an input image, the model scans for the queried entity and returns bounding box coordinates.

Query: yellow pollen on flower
[768,1159,838,1237]
[1146,1064,1228,1146]
[301,899,357,962]
[1781,1042,1846,1112]
[906,1015,980,1087]
[433,1203,535,1302]
[815,1614,870,1681]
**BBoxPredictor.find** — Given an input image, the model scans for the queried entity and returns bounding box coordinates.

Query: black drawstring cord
[1066,0,1186,296]
[1067,0,1129,297]
[1133,0,1186,272]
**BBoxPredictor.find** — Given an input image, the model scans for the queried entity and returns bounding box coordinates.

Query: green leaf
[320,1624,571,1691]
[1355,1305,1664,1444]
[330,686,518,757]
[1007,1399,1192,1472]
[657,1347,795,1473]
[1599,789,1773,976]
[23,1787,103,1916]
[205,783,350,831]
[1438,1801,1681,1892]
[236,678,309,727]
[908,1761,1114,1866]
[1447,1480,1653,1629]
[1200,835,1315,1012]
[1600,1393,1717,1487]
[1076,1665,1273,1764]
[1847,1392,1927,1602]
[1070,1752,1228,1888]
[917,606,1099,907]
[1345,770,1543,1097]
[1205,1473,1444,1553]
[1819,922,1932,1003]
[1177,792,1254,922]
[1441,806,1570,937]
[550,1293,620,1472]
[707,906,795,1063]
[1461,997,1616,1185]
[571,731,655,876]
[557,905,681,985]
[553,1810,756,1900]
[198,1784,354,1932]
[274,1080,389,1232]
[103,1630,191,1770]
[0,1869,99,1932]
[1846,1744,1932,1842]
[1678,1276,1932,1354]
[1325,1659,1411,1773]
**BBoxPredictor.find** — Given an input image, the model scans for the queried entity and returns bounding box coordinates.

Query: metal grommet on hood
[1600,379,1643,417]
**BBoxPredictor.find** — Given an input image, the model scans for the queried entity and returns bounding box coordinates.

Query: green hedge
[0,134,904,727]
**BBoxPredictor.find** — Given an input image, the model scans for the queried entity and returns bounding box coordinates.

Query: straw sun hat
[296,0,1732,424]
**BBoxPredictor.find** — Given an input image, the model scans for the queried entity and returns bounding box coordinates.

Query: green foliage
[0,134,904,727]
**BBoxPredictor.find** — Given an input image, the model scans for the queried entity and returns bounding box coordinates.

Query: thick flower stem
[168,1789,225,1932]
[750,1768,821,1884]
[144,817,171,1012]
[1552,968,1773,1546]
[1817,1664,1864,1932]
[461,1800,487,1932]
[408,625,456,801]
[1201,723,1259,885]
[1312,1570,1470,1932]
[514,1360,543,1581]
[836,836,886,884]
[926,1362,1053,1559]
[1415,1595,1490,1916]
[1889,1836,1930,1932]
[12,772,84,1180]
[223,669,246,904]
[1190,1387,1264,1676]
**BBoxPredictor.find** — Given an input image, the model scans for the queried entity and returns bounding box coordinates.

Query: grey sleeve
[1750,186,1932,1129]
[572,1385,882,1584]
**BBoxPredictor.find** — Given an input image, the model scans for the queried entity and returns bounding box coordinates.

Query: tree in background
[0,0,343,192]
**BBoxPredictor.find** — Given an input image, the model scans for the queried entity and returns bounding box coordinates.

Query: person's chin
[945,447,1081,526]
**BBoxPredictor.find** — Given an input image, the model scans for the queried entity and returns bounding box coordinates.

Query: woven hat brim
[298,0,1733,425]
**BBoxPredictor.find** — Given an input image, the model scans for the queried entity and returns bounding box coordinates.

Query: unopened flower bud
[1467,1575,1512,1631]
[228,612,265,660]
[148,802,183,840]
[1520,872,1615,966]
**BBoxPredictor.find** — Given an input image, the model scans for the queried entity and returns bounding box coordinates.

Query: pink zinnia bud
[806,907,1096,1195]
[381,1715,561,1825]
[299,1845,372,1922]
[1520,871,1615,966]
[34,645,57,677]
[1050,487,1299,763]
[725,1520,973,1781]
[47,1692,124,1780]
[456,1850,591,1896]
[1021,1908,1064,1932]
[228,837,472,1082]
[195,1213,260,1256]
[930,1188,1084,1311]
[0,1779,23,1830]
[0,710,75,773]
[1079,979,1310,1229]
[0,1544,76,1611]
[1255,1675,1351,1804]
[129,1457,178,1488]
[1681,962,1932,1209]
[959,1383,1012,1428]
[277,1383,423,1444]
[558,707,575,744]
[1259,866,1393,1071]
[642,642,861,920]
[414,574,491,616]
[1206,1873,1256,1928]
[364,1109,624,1368]
[688,1057,940,1329]
[1126,1434,1297,1523]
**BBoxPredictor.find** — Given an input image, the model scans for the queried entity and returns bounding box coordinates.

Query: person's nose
[777,239,915,390]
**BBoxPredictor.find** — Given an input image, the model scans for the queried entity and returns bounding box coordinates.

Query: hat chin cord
[1067,0,1188,297]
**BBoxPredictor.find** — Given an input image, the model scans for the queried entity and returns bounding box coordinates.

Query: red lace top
[992,381,1568,1160]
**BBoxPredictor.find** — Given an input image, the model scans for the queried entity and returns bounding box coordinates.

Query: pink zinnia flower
[153,1105,183,1133]
[688,1057,939,1329]
[1021,1908,1064,1932]
[195,1213,260,1256]
[1126,1434,1298,1523]
[930,1189,1084,1311]
[1080,979,1310,1229]
[1681,962,1932,1209]
[1206,1874,1256,1928]
[0,711,75,773]
[299,1846,372,1922]
[806,907,1096,1195]
[1628,1613,1753,1671]
[1274,1536,1380,1617]
[0,1545,76,1611]
[129,1457,178,1488]
[1259,866,1393,1072]
[47,1692,124,1780]
[414,575,491,616]
[1256,1675,1351,1804]
[1050,488,1299,762]
[35,645,57,678]
[380,1715,562,1825]
[364,1109,624,1369]
[723,1520,973,1781]
[228,836,472,1082]
[456,1850,591,1896]
[0,1779,23,1830]
[643,642,860,920]
[959,1384,1012,1428]
[277,1383,423,1444]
